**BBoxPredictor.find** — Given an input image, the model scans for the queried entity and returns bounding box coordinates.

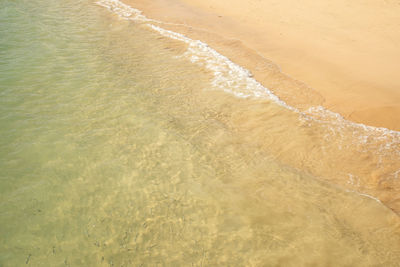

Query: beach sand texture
[128,0,400,130]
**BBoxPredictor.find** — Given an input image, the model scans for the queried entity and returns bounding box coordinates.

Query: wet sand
[126,0,400,130]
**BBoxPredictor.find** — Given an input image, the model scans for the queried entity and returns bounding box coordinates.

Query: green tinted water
[1,0,400,266]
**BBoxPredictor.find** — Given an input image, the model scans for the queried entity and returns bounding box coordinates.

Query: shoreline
[125,0,400,131]
[98,0,400,214]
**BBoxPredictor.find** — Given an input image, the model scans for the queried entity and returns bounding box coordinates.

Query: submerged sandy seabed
[125,0,400,131]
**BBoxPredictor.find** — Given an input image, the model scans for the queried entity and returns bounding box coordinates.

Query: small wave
[149,24,295,109]
[96,0,294,110]
[96,0,148,21]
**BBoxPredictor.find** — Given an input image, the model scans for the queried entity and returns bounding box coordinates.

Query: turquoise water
[1,0,400,266]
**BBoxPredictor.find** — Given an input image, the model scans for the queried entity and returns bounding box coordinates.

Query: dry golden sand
[127,0,400,130]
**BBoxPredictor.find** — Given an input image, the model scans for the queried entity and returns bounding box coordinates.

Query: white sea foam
[149,25,297,110]
[96,0,400,148]
[96,0,148,21]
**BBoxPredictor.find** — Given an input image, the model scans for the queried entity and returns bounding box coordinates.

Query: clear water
[1,0,400,266]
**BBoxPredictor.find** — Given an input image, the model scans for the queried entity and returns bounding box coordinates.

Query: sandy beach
[127,0,400,130]
[2,0,400,264]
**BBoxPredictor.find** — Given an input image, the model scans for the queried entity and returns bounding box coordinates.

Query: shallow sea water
[1,0,400,266]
